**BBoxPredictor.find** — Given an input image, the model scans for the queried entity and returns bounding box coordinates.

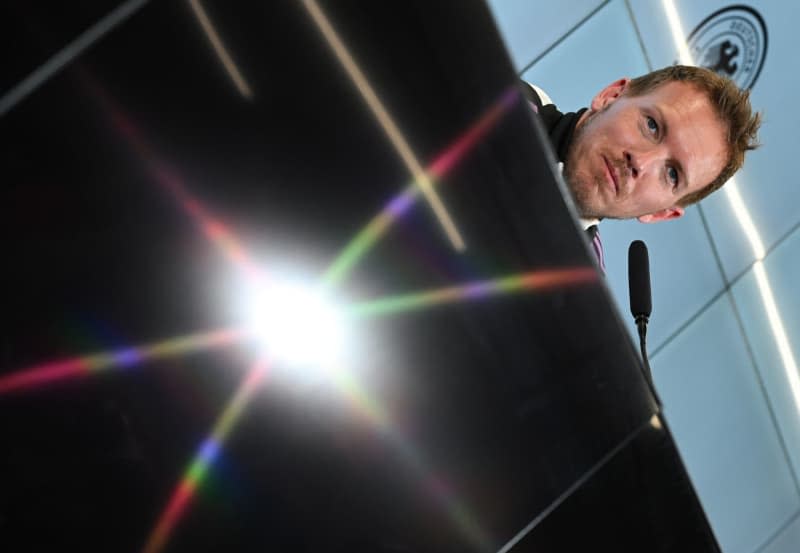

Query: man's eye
[667,166,679,187]
[646,116,659,135]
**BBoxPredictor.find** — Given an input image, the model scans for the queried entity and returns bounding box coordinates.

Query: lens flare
[0,327,244,395]
[302,0,466,251]
[27,13,579,553]
[312,267,598,550]
[141,359,268,553]
[351,267,597,319]
[84,78,266,284]
[245,280,349,370]
[323,85,521,285]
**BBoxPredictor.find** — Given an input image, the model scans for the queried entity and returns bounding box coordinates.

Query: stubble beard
[562,112,601,219]
[562,108,625,221]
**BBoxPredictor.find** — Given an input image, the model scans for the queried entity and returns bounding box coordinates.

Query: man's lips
[602,156,619,194]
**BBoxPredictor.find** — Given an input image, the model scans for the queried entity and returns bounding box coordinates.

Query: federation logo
[686,5,767,90]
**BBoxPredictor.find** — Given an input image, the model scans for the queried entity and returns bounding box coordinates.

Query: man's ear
[590,78,631,111]
[637,205,685,224]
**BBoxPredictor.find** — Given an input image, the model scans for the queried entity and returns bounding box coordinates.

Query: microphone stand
[635,314,654,390]
[628,240,660,407]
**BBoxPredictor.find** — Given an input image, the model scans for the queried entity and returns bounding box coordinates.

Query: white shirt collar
[579,217,599,230]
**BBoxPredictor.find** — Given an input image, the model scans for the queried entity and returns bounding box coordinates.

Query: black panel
[509,417,720,552]
[0,0,131,94]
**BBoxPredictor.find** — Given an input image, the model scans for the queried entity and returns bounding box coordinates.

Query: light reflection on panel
[653,296,800,553]
[187,0,253,100]
[731,227,800,481]
[517,0,724,350]
[627,0,800,279]
[485,0,605,70]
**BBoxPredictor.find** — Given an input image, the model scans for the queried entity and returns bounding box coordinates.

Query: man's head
[564,65,761,223]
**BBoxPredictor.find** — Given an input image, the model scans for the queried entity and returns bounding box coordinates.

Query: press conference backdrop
[486,1,800,552]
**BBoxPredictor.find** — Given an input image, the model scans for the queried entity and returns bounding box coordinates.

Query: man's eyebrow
[654,105,668,137]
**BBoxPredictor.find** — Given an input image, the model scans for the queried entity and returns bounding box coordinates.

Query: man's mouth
[602,156,619,194]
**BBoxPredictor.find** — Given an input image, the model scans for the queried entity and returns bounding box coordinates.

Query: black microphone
[628,240,652,324]
[628,240,656,393]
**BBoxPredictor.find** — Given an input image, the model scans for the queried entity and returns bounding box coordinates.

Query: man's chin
[564,175,601,216]
[570,193,603,219]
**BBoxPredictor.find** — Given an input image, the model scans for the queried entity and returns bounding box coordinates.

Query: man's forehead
[630,80,706,106]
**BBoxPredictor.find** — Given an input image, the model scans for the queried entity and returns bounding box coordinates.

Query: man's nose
[624,148,663,179]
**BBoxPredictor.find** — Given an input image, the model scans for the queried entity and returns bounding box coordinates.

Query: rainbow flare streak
[87,76,266,284]
[151,163,266,283]
[0,267,596,397]
[0,327,244,395]
[302,0,465,252]
[141,359,269,553]
[323,85,521,286]
[351,267,598,318]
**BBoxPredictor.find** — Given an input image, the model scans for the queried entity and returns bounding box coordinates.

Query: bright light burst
[243,280,349,371]
[1,4,562,553]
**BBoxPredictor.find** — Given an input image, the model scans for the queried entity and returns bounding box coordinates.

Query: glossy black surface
[510,417,721,552]
[0,1,129,93]
[1,1,713,552]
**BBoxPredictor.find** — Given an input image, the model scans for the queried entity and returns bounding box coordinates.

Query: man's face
[564,79,728,223]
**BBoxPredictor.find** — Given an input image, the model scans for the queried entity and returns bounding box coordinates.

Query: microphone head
[628,240,652,319]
